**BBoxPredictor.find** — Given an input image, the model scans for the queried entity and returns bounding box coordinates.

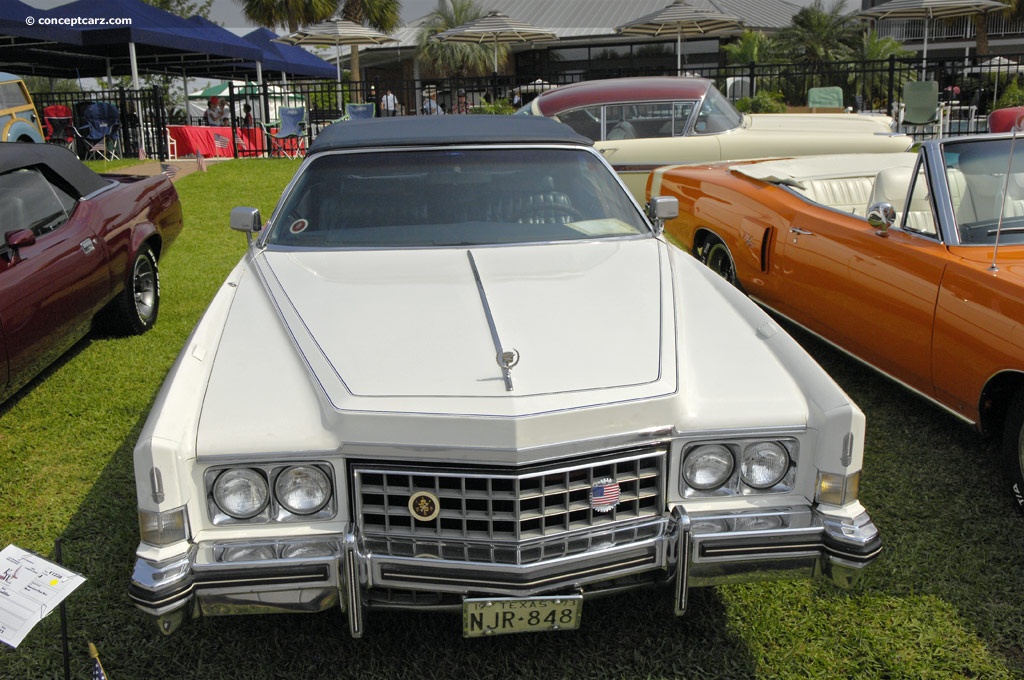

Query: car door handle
[80,238,97,255]
[789,228,814,236]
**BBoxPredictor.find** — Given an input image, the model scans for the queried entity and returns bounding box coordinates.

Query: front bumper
[129,504,880,637]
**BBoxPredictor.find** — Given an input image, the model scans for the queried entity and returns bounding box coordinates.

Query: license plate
[462,595,582,638]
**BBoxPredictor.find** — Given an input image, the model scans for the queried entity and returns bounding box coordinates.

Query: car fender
[3,119,44,143]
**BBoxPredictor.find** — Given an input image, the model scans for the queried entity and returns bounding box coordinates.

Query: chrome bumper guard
[130,505,880,637]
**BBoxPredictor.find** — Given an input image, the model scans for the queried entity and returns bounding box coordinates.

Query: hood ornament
[497,349,520,391]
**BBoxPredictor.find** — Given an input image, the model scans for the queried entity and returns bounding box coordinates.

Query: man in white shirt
[381,89,398,116]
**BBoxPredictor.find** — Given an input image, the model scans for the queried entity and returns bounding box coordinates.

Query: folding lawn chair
[260,107,306,159]
[75,102,122,160]
[42,104,75,150]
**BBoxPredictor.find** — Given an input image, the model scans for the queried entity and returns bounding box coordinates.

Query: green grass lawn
[2,159,1024,679]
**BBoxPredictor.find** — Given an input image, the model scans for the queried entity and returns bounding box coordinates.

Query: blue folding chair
[346,103,375,119]
[75,101,121,160]
[260,107,307,158]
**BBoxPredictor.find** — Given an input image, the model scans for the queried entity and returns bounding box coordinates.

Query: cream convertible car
[516,76,912,199]
[130,116,880,639]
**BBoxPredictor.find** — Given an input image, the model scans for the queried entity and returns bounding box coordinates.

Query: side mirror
[230,207,262,233]
[2,229,35,266]
[230,207,262,245]
[866,202,896,235]
[646,196,679,236]
[5,228,36,249]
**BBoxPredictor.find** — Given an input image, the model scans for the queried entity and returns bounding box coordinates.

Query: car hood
[193,238,811,456]
[258,239,666,400]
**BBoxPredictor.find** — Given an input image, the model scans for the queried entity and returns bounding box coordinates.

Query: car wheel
[1003,389,1024,513]
[111,246,160,335]
[699,235,738,287]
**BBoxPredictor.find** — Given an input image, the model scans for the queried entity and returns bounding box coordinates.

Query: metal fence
[29,51,1024,160]
[32,86,169,160]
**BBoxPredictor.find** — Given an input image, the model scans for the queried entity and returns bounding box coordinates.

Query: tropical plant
[473,98,515,114]
[995,79,1024,108]
[723,29,779,66]
[734,90,786,113]
[847,30,915,113]
[416,0,496,78]
[233,0,338,34]
[775,0,860,67]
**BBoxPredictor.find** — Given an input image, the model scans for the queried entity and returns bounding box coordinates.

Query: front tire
[110,246,160,335]
[698,234,739,288]
[1003,389,1024,513]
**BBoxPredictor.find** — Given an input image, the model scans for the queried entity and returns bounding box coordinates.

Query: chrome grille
[352,445,666,552]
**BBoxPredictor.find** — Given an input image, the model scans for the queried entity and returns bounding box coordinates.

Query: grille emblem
[589,478,621,513]
[408,491,440,522]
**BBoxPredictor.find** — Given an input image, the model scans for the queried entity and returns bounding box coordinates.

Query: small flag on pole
[213,133,229,150]
[196,150,207,172]
[89,642,108,680]
[137,145,147,161]
[160,163,178,179]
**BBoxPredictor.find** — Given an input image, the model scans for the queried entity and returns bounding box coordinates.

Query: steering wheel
[521,204,583,222]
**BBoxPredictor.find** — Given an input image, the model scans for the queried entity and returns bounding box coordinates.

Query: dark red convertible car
[0,143,182,404]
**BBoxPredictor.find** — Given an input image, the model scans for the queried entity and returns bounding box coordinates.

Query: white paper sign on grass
[0,544,86,648]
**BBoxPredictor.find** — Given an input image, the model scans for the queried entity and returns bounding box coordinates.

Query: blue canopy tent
[3,0,261,84]
[242,28,337,81]
[0,0,91,78]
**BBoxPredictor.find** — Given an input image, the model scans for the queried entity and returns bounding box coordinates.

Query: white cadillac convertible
[130,116,880,639]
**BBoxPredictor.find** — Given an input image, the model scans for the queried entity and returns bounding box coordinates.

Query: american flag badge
[590,477,620,513]
[408,491,440,522]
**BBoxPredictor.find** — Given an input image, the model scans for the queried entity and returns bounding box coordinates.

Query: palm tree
[235,0,401,89]
[416,0,496,78]
[338,0,402,88]
[974,0,1022,55]
[233,0,339,34]
[848,30,914,111]
[722,30,778,66]
[776,0,860,67]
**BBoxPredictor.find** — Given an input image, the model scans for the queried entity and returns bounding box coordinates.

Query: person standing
[204,97,225,125]
[381,89,398,116]
[451,89,470,114]
[421,86,443,115]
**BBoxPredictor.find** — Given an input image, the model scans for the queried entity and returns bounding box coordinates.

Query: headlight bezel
[205,462,336,525]
[680,438,798,497]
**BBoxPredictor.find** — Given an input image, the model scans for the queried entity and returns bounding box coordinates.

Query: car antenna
[990,111,1024,272]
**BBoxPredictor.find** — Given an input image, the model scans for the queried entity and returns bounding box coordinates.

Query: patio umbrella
[277,19,397,106]
[617,1,743,76]
[856,0,1007,61]
[433,11,558,77]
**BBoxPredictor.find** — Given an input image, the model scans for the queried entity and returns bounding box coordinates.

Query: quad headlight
[682,444,734,490]
[681,439,796,495]
[213,468,269,519]
[275,465,331,515]
[739,441,790,489]
[208,463,335,524]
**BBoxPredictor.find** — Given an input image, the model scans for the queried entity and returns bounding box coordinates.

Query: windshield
[943,138,1024,245]
[692,86,744,135]
[266,147,650,249]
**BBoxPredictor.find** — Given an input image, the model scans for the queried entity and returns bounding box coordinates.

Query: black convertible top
[0,142,108,197]
[308,115,592,154]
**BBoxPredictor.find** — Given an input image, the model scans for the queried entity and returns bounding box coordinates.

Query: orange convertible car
[651,133,1024,508]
